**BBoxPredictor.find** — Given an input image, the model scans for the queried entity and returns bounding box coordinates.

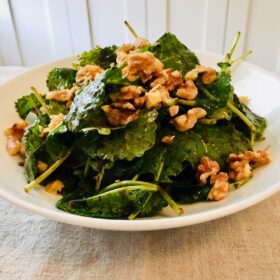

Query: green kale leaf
[150,32,199,75]
[46,68,77,91]
[95,110,158,161]
[232,94,267,141]
[64,67,126,132]
[77,45,117,69]
[56,185,160,219]
[15,93,41,119]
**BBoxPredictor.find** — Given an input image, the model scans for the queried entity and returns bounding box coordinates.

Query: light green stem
[124,20,138,38]
[227,102,256,132]
[155,162,164,181]
[24,147,73,192]
[31,86,51,117]
[199,118,217,125]
[231,50,253,64]
[128,192,153,220]
[178,99,197,106]
[229,174,253,190]
[226,32,241,63]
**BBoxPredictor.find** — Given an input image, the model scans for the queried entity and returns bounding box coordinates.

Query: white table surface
[0,67,280,280]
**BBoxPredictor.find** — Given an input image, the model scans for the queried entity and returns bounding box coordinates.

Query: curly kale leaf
[196,67,232,114]
[77,111,157,161]
[64,68,126,132]
[77,45,117,69]
[232,94,267,141]
[138,124,251,182]
[149,32,199,75]
[45,124,73,161]
[95,110,158,161]
[56,185,162,219]
[15,93,42,119]
[46,68,77,91]
[23,121,44,155]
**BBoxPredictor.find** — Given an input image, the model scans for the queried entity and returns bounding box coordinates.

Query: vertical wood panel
[244,0,280,73]
[67,0,92,53]
[45,0,73,58]
[0,0,22,65]
[203,0,228,53]
[88,0,127,46]
[224,0,250,56]
[10,0,54,66]
[125,0,147,41]
[147,0,167,42]
[168,0,207,50]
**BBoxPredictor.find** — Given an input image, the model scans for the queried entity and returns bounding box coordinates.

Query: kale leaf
[57,185,161,219]
[77,45,117,69]
[15,93,41,119]
[232,94,267,141]
[46,68,77,91]
[64,67,126,132]
[150,32,199,75]
[95,110,158,161]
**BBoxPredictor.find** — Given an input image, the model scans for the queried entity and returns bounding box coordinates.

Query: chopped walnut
[76,65,103,85]
[150,69,183,91]
[185,69,198,81]
[228,150,271,181]
[41,113,64,137]
[135,37,150,49]
[134,96,146,108]
[145,86,170,110]
[168,105,179,117]
[47,85,78,103]
[162,135,175,144]
[4,120,28,156]
[111,102,136,110]
[119,85,144,100]
[176,80,198,100]
[197,156,220,184]
[171,107,207,132]
[116,43,134,65]
[208,172,229,201]
[101,105,139,126]
[122,51,163,82]
[239,96,249,106]
[37,161,48,173]
[185,65,217,84]
[45,180,64,195]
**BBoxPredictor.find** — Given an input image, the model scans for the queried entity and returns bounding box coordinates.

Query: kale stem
[95,171,104,192]
[155,161,164,181]
[124,20,138,38]
[84,158,90,178]
[128,192,153,220]
[29,96,42,117]
[157,186,184,216]
[132,174,139,180]
[199,118,217,125]
[231,50,253,64]
[99,180,158,193]
[226,32,241,63]
[227,102,256,132]
[178,99,196,106]
[201,87,219,101]
[229,174,253,190]
[24,147,74,192]
[31,86,51,117]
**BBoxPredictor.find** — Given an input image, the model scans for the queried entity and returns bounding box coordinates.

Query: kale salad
[5,22,271,219]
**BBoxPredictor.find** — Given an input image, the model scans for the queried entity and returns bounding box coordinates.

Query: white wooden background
[0,0,280,74]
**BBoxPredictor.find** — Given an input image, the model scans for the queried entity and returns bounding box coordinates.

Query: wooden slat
[10,0,55,66]
[66,0,92,53]
[168,0,207,50]
[88,0,127,46]
[125,0,147,41]
[45,0,73,59]
[203,0,228,53]
[0,0,22,65]
[224,0,250,56]
[147,0,167,42]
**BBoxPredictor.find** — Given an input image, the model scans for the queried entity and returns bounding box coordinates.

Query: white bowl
[0,52,280,231]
